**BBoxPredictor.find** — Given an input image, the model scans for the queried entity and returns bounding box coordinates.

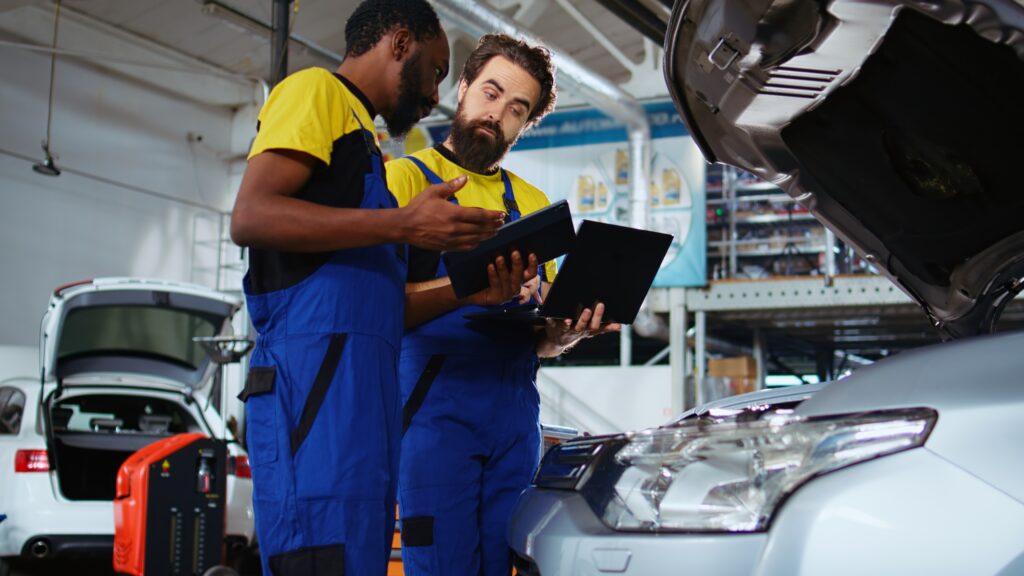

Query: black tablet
[539,220,673,324]
[442,199,575,299]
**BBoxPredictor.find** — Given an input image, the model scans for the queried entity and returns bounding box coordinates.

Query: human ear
[391,28,412,61]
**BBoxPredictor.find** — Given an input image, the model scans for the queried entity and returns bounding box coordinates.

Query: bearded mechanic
[229,2,507,574]
[386,34,621,576]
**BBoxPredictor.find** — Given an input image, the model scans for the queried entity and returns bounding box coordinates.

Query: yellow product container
[596,182,609,210]
[614,149,629,185]
[662,169,682,205]
[576,175,595,213]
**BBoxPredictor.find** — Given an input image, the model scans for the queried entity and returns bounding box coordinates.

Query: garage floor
[7,557,115,576]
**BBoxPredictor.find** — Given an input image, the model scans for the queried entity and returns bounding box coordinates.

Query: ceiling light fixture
[33,0,61,177]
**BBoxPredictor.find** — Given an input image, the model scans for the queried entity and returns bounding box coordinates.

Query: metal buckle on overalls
[503,195,519,216]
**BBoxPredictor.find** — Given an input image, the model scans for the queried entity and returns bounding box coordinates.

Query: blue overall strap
[500,169,520,221]
[404,155,458,280]
[405,156,443,185]
[405,155,459,205]
[350,110,384,177]
[497,169,547,289]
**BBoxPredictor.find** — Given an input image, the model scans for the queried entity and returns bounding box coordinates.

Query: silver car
[508,0,1024,572]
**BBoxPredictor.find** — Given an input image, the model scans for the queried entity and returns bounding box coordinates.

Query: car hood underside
[665,0,1024,338]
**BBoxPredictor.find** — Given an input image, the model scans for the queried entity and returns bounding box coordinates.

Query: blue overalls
[240,112,406,575]
[397,156,543,576]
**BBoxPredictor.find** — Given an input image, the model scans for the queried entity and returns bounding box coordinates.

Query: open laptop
[464,220,673,325]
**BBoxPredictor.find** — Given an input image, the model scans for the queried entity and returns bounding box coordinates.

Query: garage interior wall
[539,366,674,434]
[0,42,244,346]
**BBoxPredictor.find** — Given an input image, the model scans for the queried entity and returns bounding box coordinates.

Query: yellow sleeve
[248,69,346,164]
[385,157,431,208]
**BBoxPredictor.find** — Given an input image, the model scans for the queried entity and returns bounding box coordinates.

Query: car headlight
[535,408,936,533]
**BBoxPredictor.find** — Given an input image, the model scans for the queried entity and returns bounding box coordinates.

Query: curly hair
[460,34,557,128]
[344,0,442,58]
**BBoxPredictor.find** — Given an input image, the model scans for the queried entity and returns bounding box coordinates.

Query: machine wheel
[0,557,11,576]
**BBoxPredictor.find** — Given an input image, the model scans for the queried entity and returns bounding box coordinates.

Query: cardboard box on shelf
[708,356,757,378]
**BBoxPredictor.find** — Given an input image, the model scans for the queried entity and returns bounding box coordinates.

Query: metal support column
[620,326,632,367]
[271,0,292,86]
[816,346,834,383]
[726,167,739,278]
[824,228,837,286]
[694,310,707,406]
[669,288,687,414]
[753,327,766,391]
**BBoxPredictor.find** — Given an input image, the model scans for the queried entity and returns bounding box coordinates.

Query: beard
[384,49,431,137]
[447,106,515,173]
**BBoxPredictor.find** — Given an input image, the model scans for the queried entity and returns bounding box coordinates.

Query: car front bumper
[508,488,767,576]
[509,449,1024,575]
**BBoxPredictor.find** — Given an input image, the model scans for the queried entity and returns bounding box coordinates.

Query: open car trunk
[37,279,238,500]
[47,392,204,501]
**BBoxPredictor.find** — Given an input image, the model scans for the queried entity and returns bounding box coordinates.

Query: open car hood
[664,0,1024,338]
[40,278,241,390]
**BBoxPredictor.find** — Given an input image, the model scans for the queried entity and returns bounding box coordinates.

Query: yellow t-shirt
[248,67,378,164]
[245,67,388,294]
[386,145,558,283]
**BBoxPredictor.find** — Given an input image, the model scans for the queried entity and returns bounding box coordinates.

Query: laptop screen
[540,220,673,324]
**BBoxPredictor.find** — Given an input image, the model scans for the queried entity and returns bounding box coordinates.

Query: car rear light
[52,279,93,297]
[15,450,50,473]
[228,454,251,478]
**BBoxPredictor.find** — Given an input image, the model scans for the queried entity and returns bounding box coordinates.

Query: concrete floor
[5,555,259,575]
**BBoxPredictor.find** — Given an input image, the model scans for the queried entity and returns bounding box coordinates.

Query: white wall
[0,42,251,346]
[538,366,675,435]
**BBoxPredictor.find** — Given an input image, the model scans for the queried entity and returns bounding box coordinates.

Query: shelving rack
[705,165,870,280]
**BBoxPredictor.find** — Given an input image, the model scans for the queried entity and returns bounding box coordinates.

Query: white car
[508,0,1024,571]
[511,332,1024,575]
[0,278,255,575]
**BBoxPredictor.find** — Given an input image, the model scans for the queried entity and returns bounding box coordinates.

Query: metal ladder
[190,211,246,295]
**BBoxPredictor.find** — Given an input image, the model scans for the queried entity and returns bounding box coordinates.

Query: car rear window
[57,305,219,370]
[53,394,199,435]
[0,387,26,434]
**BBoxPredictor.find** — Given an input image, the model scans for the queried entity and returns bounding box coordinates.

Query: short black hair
[345,0,443,58]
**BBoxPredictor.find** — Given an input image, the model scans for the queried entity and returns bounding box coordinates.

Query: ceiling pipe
[432,0,664,344]
[592,0,668,44]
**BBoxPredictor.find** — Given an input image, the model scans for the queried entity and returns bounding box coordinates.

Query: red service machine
[113,433,227,576]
